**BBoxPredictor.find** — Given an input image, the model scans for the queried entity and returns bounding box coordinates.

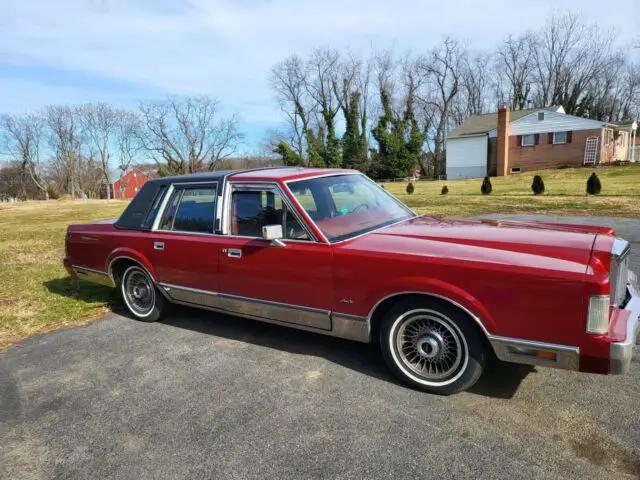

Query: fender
[105,247,158,284]
[363,276,498,335]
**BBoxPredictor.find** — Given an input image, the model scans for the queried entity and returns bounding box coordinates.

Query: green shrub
[480,176,492,195]
[531,175,545,195]
[586,172,602,195]
[441,185,449,195]
[406,182,415,194]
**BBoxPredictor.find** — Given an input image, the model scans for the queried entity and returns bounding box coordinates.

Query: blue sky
[1,0,638,150]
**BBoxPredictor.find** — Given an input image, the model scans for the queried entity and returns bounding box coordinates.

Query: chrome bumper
[610,270,640,374]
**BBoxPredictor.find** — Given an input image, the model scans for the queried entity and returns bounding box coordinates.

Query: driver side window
[230,186,311,241]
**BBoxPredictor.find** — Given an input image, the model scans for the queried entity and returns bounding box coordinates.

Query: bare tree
[416,38,466,176]
[114,110,141,199]
[0,112,48,199]
[138,96,243,175]
[46,105,83,198]
[79,103,123,199]
[495,33,536,110]
[270,55,314,161]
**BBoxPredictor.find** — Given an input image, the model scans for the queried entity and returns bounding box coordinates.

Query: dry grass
[1,164,639,347]
[0,200,128,348]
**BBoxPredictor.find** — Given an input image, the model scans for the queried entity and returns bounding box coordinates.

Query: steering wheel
[352,204,370,213]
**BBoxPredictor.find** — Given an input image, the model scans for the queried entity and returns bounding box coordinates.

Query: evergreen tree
[273,140,304,166]
[531,175,545,195]
[441,185,449,195]
[481,176,493,195]
[342,91,366,170]
[406,182,415,194]
[586,172,602,195]
[306,128,326,168]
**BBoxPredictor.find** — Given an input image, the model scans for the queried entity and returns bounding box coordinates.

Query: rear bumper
[609,270,640,374]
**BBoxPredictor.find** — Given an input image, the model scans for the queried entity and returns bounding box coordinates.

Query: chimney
[497,105,510,176]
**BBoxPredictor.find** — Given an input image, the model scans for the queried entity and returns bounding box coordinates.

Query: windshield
[287,174,415,242]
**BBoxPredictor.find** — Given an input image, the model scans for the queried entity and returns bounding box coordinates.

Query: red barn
[113,168,152,200]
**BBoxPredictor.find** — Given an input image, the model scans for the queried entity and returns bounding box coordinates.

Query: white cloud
[0,0,638,135]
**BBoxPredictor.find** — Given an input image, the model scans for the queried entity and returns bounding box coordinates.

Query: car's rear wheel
[120,265,166,322]
[379,298,489,395]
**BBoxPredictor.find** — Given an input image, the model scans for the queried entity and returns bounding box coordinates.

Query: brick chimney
[497,105,510,176]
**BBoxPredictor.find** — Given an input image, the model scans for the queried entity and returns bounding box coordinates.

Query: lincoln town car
[63,168,639,395]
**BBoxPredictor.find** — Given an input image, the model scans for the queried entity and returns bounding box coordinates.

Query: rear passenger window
[142,186,167,229]
[160,185,217,233]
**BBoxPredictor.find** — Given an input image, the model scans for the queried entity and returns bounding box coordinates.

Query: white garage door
[446,136,488,180]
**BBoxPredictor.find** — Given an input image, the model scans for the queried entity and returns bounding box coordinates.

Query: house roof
[448,106,564,139]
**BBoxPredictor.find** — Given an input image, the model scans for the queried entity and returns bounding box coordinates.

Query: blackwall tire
[379,298,489,395]
[120,265,167,322]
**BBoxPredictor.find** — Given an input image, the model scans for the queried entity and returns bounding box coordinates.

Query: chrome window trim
[224,181,319,242]
[283,172,416,245]
[152,181,219,235]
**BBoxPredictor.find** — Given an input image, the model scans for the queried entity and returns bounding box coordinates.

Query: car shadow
[158,304,534,399]
[44,276,122,308]
[45,277,534,399]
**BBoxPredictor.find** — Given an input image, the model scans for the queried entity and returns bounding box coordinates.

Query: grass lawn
[0,200,128,348]
[382,163,640,217]
[0,163,638,348]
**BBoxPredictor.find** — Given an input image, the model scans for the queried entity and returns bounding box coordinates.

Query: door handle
[228,248,242,259]
[154,241,165,251]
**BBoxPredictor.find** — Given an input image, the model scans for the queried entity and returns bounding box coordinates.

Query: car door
[147,182,223,308]
[216,182,333,330]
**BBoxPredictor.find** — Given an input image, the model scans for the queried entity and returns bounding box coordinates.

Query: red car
[64,168,639,395]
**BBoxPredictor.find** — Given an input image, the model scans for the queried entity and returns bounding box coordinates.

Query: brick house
[113,167,152,200]
[446,106,633,179]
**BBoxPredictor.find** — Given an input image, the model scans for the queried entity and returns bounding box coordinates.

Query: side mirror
[262,224,286,247]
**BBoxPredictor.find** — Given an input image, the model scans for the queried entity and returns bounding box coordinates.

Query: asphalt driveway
[1,215,639,480]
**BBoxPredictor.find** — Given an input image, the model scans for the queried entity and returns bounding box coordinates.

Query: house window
[553,132,568,144]
[537,112,545,121]
[510,167,521,173]
[521,134,535,146]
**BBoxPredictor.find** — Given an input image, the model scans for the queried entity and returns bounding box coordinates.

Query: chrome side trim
[330,313,369,342]
[489,336,580,371]
[217,292,331,330]
[71,266,116,288]
[159,283,221,309]
[366,291,492,337]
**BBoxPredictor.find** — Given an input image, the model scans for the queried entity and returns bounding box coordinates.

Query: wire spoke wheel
[123,268,155,317]
[393,310,467,383]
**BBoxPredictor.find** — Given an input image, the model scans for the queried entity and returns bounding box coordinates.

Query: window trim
[553,131,568,145]
[151,181,219,235]
[224,181,319,243]
[521,134,535,147]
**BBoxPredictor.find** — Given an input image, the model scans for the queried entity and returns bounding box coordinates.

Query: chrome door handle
[154,241,165,251]
[228,248,242,258]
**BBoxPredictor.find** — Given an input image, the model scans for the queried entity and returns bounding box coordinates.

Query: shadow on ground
[159,304,534,400]
[44,276,122,308]
[45,277,534,399]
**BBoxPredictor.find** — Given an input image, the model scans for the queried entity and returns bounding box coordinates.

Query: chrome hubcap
[395,312,465,381]
[124,269,154,316]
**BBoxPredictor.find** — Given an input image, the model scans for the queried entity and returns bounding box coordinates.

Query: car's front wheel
[120,265,166,322]
[379,298,489,395]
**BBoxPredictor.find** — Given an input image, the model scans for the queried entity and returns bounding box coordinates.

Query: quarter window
[160,185,217,233]
[553,132,567,144]
[521,134,535,146]
[230,187,310,241]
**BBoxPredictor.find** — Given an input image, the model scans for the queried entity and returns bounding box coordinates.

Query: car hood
[342,216,603,269]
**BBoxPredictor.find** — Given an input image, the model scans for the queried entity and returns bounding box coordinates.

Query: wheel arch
[367,291,495,349]
[106,249,157,286]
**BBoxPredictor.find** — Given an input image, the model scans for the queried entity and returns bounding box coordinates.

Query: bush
[480,176,492,195]
[531,175,545,195]
[586,172,602,195]
[441,185,449,195]
[406,182,415,194]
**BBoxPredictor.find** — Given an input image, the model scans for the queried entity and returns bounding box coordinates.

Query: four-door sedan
[64,168,639,395]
